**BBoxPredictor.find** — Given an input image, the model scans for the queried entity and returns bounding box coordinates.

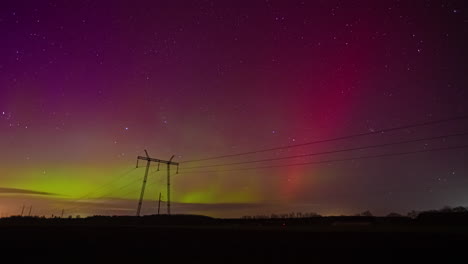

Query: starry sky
[1,0,468,218]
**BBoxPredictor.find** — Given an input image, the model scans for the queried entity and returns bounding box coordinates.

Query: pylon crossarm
[137,156,179,165]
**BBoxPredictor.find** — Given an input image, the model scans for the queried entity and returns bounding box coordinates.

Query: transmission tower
[136,150,178,216]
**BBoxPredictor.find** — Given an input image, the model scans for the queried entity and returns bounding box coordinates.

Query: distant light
[125,127,129,130]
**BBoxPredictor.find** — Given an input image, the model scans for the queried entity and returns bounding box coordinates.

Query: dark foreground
[1,214,468,262]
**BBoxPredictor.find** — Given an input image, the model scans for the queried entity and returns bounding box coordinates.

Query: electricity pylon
[136,150,178,216]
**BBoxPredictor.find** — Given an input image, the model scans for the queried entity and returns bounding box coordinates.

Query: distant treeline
[1,206,468,227]
[241,206,468,220]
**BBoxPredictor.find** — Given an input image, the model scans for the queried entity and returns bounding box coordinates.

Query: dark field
[1,214,468,262]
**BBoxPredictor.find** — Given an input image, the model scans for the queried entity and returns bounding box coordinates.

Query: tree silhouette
[387,212,403,217]
[359,211,373,217]
[452,206,468,213]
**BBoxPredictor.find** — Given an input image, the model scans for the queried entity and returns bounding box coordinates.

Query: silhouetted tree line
[242,212,321,219]
[404,206,468,219]
[241,206,468,220]
[1,206,468,226]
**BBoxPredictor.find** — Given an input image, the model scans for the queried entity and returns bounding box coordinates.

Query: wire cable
[180,144,468,174]
[182,131,468,170]
[180,114,468,163]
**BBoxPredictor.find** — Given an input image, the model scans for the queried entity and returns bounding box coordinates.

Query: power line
[180,114,468,164]
[65,166,179,215]
[106,173,182,216]
[182,131,468,170]
[65,169,199,216]
[64,167,139,206]
[179,144,468,174]
[66,175,144,214]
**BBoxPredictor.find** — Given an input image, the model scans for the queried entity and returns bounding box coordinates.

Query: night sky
[1,0,468,218]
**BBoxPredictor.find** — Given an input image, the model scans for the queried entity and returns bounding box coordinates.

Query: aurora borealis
[1,0,468,218]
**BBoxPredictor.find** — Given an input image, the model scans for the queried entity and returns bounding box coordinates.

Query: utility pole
[28,206,32,217]
[21,205,25,216]
[158,192,162,215]
[61,209,64,218]
[136,150,178,216]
